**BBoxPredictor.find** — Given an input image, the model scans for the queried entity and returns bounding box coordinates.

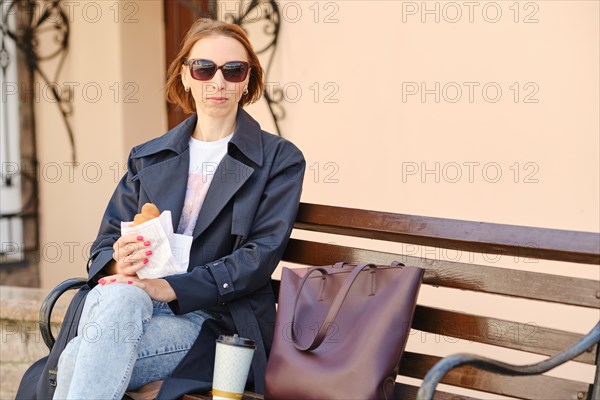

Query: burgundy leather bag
[265,262,424,400]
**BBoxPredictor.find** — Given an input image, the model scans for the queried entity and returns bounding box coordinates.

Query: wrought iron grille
[0,0,71,267]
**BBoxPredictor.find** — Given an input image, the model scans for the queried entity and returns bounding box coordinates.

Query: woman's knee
[95,283,152,309]
[79,283,152,328]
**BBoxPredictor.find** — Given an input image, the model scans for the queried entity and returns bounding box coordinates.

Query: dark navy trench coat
[86,107,305,399]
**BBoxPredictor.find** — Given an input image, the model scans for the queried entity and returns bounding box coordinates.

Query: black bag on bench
[16,284,90,400]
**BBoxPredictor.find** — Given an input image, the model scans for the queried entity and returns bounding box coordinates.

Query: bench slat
[412,306,597,365]
[399,352,592,400]
[394,382,480,400]
[295,203,600,265]
[182,385,480,400]
[282,239,600,308]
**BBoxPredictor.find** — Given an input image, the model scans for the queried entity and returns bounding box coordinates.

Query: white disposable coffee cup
[212,334,256,400]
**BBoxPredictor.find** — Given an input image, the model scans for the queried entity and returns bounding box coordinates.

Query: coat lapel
[137,149,190,229]
[131,114,196,228]
[191,154,254,239]
[131,108,264,239]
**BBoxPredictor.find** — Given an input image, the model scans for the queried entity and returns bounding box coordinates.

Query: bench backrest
[278,203,600,400]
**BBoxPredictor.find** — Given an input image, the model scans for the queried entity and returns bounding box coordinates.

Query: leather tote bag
[265,262,424,400]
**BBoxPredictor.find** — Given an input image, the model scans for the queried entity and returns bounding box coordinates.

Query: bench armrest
[416,322,600,400]
[39,278,88,350]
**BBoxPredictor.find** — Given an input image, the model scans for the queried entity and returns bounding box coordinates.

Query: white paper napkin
[120,211,193,279]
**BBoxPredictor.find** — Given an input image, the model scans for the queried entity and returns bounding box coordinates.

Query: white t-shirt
[176,133,233,236]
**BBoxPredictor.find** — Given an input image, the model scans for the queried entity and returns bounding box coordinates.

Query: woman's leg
[54,283,153,400]
[125,301,209,390]
[53,335,81,399]
[54,284,209,399]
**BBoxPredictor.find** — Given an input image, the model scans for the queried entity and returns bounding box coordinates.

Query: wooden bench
[40,203,600,399]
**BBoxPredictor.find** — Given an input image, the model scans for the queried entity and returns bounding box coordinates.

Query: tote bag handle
[291,263,383,351]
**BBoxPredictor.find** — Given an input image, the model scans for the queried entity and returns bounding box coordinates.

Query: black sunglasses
[183,59,250,83]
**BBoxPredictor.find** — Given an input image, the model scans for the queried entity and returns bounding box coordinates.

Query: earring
[184,85,190,93]
[243,87,249,95]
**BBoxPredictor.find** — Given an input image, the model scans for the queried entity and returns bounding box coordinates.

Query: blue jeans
[53,283,211,399]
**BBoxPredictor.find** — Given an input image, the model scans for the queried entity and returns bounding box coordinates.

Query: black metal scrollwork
[1,0,73,161]
[0,0,71,263]
[222,0,284,136]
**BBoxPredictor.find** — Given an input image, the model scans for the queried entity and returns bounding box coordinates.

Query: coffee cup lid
[217,334,256,349]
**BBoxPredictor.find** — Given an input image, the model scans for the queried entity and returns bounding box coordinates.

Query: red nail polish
[143,241,150,246]
[110,279,116,283]
[137,236,144,241]
[145,250,152,256]
[99,279,106,285]
[143,259,149,264]
[127,281,133,285]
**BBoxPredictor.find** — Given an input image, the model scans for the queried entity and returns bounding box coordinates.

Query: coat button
[223,283,229,289]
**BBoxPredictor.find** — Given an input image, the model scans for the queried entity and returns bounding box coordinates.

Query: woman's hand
[107,234,152,276]
[98,275,177,303]
[101,234,176,302]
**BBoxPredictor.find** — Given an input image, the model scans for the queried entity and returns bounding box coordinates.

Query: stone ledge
[0,285,79,399]
[1,363,30,399]
[0,285,75,324]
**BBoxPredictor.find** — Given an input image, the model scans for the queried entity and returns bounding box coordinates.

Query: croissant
[130,203,160,227]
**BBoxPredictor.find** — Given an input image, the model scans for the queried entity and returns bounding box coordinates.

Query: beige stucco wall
[240,0,599,231]
[36,0,599,282]
[37,1,167,288]
[30,1,598,396]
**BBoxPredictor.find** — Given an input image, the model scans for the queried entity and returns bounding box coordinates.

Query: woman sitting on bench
[53,18,305,399]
